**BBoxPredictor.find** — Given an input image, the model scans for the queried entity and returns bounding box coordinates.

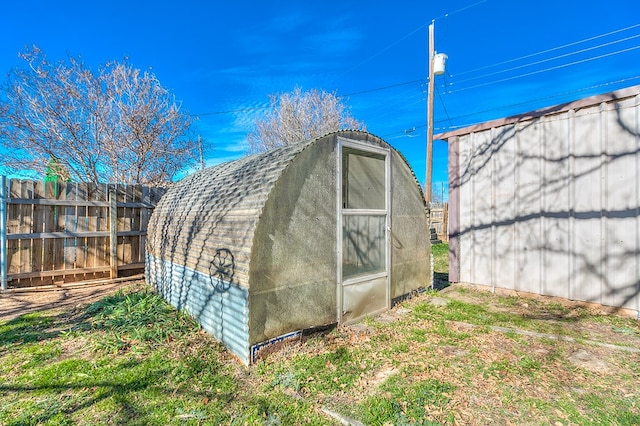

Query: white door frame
[336,137,391,324]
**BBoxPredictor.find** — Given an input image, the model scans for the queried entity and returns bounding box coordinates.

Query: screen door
[337,138,390,323]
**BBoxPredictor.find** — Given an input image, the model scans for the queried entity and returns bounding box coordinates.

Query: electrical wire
[455,23,640,77]
[447,45,640,94]
[192,19,640,133]
[435,83,453,127]
[192,79,426,117]
[341,79,424,97]
[383,76,640,138]
[334,24,428,81]
[359,86,426,125]
[453,33,640,86]
[334,0,488,80]
[192,105,270,116]
[442,75,640,126]
[433,0,488,21]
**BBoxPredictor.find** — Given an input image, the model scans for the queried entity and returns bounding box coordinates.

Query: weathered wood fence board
[429,203,449,242]
[0,177,165,289]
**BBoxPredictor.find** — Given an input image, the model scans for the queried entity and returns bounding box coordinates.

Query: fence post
[109,186,118,279]
[0,176,6,290]
[443,202,449,242]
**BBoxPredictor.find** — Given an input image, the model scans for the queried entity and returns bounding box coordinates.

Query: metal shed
[145,130,431,364]
[438,85,640,318]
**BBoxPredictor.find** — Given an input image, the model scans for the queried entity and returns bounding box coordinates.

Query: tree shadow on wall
[450,91,640,313]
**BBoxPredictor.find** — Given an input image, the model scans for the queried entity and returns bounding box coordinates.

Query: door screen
[339,143,389,322]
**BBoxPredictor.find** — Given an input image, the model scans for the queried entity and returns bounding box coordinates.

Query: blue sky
[3,1,640,195]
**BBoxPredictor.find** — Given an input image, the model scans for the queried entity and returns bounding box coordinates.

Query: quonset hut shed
[146,130,430,364]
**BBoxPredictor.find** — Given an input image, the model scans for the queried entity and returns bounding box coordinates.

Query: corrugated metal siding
[450,88,640,312]
[146,253,250,363]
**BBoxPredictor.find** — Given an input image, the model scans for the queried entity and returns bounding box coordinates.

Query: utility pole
[425,20,447,205]
[426,21,435,205]
[198,135,205,170]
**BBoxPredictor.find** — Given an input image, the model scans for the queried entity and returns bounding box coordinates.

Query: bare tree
[247,87,365,154]
[0,46,198,185]
[429,181,447,207]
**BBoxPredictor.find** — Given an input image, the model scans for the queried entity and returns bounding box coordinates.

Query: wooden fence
[0,177,165,289]
[429,203,449,242]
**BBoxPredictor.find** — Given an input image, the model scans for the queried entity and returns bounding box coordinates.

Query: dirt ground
[0,280,145,322]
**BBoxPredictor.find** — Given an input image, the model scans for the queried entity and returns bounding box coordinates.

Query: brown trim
[435,84,640,140]
[448,136,460,283]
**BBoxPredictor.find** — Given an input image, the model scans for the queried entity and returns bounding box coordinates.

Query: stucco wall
[249,137,338,344]
[390,150,431,299]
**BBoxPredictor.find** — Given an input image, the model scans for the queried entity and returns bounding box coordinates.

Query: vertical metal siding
[603,97,639,308]
[517,120,544,295]
[472,130,493,287]
[458,133,473,284]
[636,94,640,314]
[493,124,517,292]
[572,106,604,303]
[452,89,640,312]
[448,136,460,283]
[540,114,571,299]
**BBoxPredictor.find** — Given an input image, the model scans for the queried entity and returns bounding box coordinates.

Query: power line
[442,76,640,123]
[444,75,640,124]
[383,76,640,138]
[192,105,270,117]
[339,83,427,130]
[191,79,425,117]
[455,23,640,77]
[447,45,640,94]
[453,33,640,86]
[335,0,488,80]
[434,0,488,21]
[334,24,428,81]
[342,79,424,97]
[192,20,640,130]
[435,83,453,127]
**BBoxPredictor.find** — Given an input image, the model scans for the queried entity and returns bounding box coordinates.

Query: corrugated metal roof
[147,137,318,288]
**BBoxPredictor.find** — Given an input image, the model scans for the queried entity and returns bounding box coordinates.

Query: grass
[431,242,449,273]
[431,242,449,288]
[1,270,639,424]
[0,289,329,425]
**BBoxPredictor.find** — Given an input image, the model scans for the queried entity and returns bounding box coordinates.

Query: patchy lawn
[1,275,639,425]
[432,241,449,289]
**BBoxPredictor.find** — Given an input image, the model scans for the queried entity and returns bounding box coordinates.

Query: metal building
[437,85,640,317]
[145,130,431,364]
